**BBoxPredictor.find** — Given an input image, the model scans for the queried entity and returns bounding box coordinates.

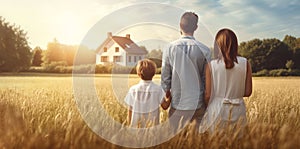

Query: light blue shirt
[161,36,211,110]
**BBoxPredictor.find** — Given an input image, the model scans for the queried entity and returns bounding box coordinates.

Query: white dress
[200,56,247,133]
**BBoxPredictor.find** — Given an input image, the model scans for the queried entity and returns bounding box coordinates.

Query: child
[125,59,171,128]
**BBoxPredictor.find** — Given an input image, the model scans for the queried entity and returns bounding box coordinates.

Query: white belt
[223,98,243,105]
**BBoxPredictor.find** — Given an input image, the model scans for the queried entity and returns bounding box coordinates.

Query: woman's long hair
[214,28,238,69]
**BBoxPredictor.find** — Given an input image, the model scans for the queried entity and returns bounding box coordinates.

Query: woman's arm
[244,61,253,97]
[205,63,212,107]
[127,106,132,125]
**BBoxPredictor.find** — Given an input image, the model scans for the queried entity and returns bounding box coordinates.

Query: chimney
[126,34,130,39]
[107,32,112,38]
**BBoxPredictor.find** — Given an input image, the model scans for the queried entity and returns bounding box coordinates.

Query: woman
[200,28,252,133]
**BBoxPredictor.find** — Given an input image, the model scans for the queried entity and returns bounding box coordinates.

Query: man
[161,12,211,132]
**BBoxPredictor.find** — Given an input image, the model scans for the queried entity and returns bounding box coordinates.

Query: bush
[253,69,300,76]
[253,69,269,77]
[111,65,135,74]
[269,69,289,76]
[75,64,136,74]
[25,63,179,75]
[95,65,110,74]
[58,66,72,73]
[43,61,68,73]
[25,67,45,73]
[289,69,300,76]
[73,65,95,74]
[148,58,162,68]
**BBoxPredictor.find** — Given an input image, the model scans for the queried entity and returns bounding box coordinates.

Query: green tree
[146,49,162,60]
[31,46,43,66]
[286,60,294,70]
[145,49,162,68]
[42,38,65,65]
[283,35,300,69]
[0,16,31,72]
[73,45,96,65]
[239,39,265,72]
[43,39,95,67]
[239,38,291,72]
[64,45,76,65]
[283,35,297,52]
[262,38,291,70]
[294,46,300,69]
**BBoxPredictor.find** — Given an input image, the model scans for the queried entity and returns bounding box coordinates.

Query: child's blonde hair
[136,59,157,80]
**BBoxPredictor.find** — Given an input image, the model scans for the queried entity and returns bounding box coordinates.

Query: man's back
[161,36,210,110]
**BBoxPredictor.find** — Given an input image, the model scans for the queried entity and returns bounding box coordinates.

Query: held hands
[165,90,172,102]
[161,90,172,110]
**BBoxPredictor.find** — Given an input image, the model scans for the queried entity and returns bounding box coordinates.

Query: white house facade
[96,32,148,66]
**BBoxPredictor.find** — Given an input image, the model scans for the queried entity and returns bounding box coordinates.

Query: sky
[0,0,299,50]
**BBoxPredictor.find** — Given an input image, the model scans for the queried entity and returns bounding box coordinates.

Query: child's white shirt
[125,80,165,127]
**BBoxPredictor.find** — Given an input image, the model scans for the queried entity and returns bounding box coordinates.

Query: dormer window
[104,47,107,52]
[125,44,130,48]
[115,47,119,52]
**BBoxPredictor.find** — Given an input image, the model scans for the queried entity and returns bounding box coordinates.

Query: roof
[96,35,148,55]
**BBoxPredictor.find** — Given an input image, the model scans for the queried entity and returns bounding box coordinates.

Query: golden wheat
[0,75,299,149]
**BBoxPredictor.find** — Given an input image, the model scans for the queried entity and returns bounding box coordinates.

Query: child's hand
[161,91,172,110]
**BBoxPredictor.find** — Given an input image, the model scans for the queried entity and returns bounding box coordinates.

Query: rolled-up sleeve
[161,46,172,92]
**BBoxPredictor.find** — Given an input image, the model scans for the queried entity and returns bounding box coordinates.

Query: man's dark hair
[180,12,198,33]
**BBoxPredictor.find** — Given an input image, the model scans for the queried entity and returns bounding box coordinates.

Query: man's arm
[204,63,212,107]
[161,46,172,92]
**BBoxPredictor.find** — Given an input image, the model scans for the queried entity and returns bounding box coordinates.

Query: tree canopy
[42,39,95,66]
[0,16,31,72]
[239,36,299,72]
[145,49,162,68]
[283,35,300,69]
[31,46,43,66]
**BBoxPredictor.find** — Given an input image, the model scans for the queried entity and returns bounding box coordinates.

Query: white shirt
[125,80,165,127]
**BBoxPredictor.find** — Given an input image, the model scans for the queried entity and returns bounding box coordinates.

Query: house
[95,32,148,66]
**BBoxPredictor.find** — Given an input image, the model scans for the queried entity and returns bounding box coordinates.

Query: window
[115,47,119,52]
[134,56,137,62]
[101,56,108,62]
[103,47,107,52]
[139,56,142,60]
[113,56,121,62]
[128,56,131,62]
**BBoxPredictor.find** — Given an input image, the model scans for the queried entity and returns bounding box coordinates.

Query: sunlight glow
[56,12,82,45]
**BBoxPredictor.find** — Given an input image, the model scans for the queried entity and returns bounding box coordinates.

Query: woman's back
[210,56,247,99]
[200,28,252,134]
[200,56,248,133]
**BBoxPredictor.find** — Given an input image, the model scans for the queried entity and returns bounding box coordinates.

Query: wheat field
[0,74,299,149]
